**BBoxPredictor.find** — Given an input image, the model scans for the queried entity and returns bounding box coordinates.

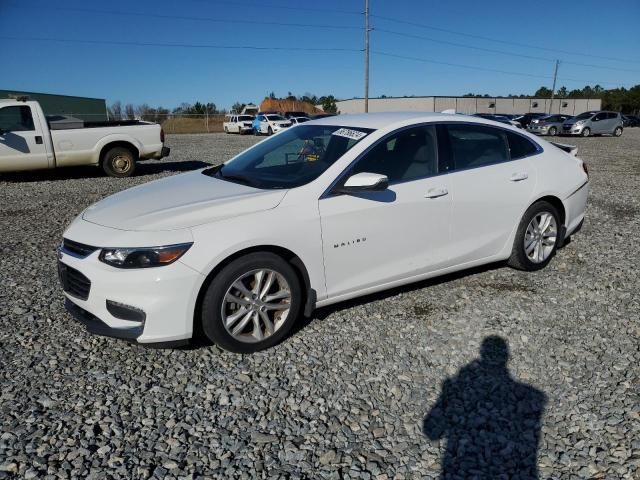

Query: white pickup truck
[0,99,169,177]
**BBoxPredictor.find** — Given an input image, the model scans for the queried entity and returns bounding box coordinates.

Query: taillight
[160,128,165,143]
[582,161,589,177]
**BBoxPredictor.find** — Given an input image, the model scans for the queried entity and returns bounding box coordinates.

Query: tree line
[108,101,220,122]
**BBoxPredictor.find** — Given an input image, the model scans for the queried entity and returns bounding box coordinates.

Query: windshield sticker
[332,128,368,141]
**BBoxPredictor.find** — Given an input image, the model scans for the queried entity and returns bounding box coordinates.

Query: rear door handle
[510,172,528,182]
[35,136,43,144]
[424,187,448,199]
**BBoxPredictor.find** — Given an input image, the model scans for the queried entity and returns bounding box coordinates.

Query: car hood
[82,170,288,231]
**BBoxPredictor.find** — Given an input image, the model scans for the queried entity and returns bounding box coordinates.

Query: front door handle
[424,187,448,199]
[510,172,529,182]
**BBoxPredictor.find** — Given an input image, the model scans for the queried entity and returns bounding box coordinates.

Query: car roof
[309,111,532,130]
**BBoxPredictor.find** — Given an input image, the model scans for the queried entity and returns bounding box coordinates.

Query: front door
[0,104,49,172]
[319,125,452,299]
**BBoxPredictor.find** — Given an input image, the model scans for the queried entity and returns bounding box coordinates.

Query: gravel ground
[1,130,639,479]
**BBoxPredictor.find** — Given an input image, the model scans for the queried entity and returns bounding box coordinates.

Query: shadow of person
[423,336,546,479]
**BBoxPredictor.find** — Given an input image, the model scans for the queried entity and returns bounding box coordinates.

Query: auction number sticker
[332,128,368,140]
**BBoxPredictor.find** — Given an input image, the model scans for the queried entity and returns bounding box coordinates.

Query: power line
[194,0,362,15]
[371,14,640,65]
[372,50,624,86]
[375,28,640,74]
[9,5,362,30]
[0,35,363,52]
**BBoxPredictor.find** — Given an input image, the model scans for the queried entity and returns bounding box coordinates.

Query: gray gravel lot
[1,130,639,479]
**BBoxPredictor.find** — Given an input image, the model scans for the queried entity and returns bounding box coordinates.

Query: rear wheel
[582,127,591,137]
[508,201,560,271]
[548,126,557,136]
[224,126,229,134]
[614,126,623,137]
[102,146,136,178]
[200,252,302,353]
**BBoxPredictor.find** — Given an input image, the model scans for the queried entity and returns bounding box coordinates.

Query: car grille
[58,262,91,300]
[62,238,99,258]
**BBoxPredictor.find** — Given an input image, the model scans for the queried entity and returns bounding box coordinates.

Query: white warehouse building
[335,96,602,115]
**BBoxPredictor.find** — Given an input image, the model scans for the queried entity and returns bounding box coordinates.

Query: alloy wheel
[524,212,557,264]
[221,269,291,343]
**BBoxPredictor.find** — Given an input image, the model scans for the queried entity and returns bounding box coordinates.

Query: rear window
[445,124,509,170]
[505,131,539,160]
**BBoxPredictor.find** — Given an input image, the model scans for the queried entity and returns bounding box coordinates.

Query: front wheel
[508,201,561,271]
[613,126,623,137]
[548,126,557,136]
[267,126,273,136]
[200,253,302,353]
[102,146,136,177]
[582,127,591,137]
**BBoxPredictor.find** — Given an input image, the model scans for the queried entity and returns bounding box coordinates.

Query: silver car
[562,111,624,137]
[527,114,572,136]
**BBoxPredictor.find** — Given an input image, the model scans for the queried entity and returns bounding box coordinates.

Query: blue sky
[1,0,638,110]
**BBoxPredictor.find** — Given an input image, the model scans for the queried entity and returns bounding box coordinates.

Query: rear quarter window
[505,131,540,160]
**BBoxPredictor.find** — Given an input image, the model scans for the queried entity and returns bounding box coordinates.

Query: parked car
[252,114,292,135]
[562,111,623,137]
[622,115,640,127]
[514,113,547,128]
[473,113,522,128]
[282,111,308,119]
[59,112,588,353]
[0,99,168,177]
[223,114,254,134]
[290,116,311,125]
[527,114,572,136]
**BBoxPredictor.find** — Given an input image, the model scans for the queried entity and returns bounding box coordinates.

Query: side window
[593,113,605,121]
[505,131,539,160]
[445,124,508,171]
[607,112,618,120]
[0,106,35,132]
[350,125,438,184]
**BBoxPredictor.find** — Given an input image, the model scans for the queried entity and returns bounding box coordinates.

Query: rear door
[441,123,539,264]
[0,104,49,172]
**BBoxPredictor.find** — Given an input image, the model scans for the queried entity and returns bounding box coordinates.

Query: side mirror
[335,172,389,194]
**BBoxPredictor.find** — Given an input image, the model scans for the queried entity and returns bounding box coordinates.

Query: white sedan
[58,113,589,353]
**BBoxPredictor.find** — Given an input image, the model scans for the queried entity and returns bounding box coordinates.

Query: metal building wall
[0,90,107,121]
[335,97,602,115]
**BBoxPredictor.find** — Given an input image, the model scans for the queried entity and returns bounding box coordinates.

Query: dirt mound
[259,98,319,114]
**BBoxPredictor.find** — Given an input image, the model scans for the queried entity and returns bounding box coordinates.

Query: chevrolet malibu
[58,113,589,353]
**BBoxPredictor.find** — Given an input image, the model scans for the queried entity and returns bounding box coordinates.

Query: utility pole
[364,0,370,112]
[549,59,559,114]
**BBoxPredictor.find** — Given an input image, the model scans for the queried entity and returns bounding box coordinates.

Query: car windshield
[266,114,285,121]
[204,125,374,189]
[575,112,596,120]
[238,115,253,121]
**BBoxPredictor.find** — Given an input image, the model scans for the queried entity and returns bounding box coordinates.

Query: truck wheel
[102,147,137,178]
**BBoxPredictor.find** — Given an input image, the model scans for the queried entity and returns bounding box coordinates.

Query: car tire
[268,126,273,136]
[101,146,137,178]
[548,126,557,136]
[582,127,591,137]
[200,252,303,353]
[507,201,561,272]
[614,126,623,137]
[224,127,229,134]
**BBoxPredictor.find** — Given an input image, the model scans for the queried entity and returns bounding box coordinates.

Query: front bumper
[561,125,584,135]
[527,126,550,135]
[58,240,203,344]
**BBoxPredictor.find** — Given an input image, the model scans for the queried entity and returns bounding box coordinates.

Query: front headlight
[99,243,192,268]
[575,120,585,125]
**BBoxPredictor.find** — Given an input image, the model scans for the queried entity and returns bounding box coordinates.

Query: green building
[0,89,107,121]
